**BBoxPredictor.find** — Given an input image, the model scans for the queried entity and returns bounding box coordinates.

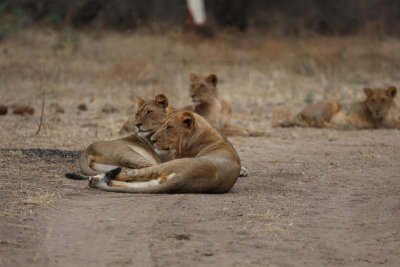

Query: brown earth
[0,31,400,266]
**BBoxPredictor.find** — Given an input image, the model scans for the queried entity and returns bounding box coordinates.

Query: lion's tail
[65,167,119,181]
[65,173,90,180]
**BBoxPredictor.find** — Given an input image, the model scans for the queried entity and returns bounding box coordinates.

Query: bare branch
[34,91,46,136]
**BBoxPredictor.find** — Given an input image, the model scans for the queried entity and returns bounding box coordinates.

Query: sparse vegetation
[304,91,315,104]
[0,30,399,266]
[52,26,81,52]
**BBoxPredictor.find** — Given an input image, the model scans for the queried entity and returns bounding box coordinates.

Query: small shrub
[304,91,314,104]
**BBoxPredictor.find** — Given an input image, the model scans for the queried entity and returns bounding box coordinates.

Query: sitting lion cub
[88,108,241,193]
[186,73,232,129]
[273,86,400,129]
[185,73,263,136]
[78,94,169,176]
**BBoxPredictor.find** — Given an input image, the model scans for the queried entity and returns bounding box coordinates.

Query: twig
[32,62,47,137]
[34,91,46,136]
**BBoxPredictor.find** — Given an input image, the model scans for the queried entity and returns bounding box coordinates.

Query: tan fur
[184,73,232,129]
[295,100,341,128]
[89,110,241,194]
[273,86,400,129]
[79,95,169,175]
[184,73,264,136]
[120,94,169,134]
[331,86,400,129]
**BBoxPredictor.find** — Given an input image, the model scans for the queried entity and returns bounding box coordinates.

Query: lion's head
[150,108,221,158]
[364,86,397,119]
[189,73,218,104]
[121,94,169,135]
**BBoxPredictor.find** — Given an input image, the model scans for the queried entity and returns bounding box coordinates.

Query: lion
[86,109,241,193]
[185,73,264,136]
[120,94,169,134]
[78,94,169,176]
[272,86,400,129]
[272,100,341,128]
[184,73,232,128]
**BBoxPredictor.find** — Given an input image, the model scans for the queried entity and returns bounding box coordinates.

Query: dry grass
[0,30,399,266]
[22,192,56,206]
[0,29,399,150]
[1,31,398,216]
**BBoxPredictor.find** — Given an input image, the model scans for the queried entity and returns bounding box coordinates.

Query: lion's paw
[88,175,102,188]
[239,166,249,177]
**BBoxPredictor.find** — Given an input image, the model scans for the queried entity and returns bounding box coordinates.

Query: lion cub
[185,73,263,136]
[185,73,232,129]
[79,94,169,176]
[273,86,399,129]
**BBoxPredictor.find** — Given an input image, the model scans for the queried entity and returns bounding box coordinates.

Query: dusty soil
[1,31,400,266]
[1,130,399,267]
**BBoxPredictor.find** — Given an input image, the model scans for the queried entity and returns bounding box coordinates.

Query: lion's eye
[146,110,153,115]
[166,125,172,131]
[135,113,139,117]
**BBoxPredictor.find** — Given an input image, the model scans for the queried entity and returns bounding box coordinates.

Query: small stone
[202,252,214,256]
[102,104,118,114]
[13,105,34,116]
[78,103,88,111]
[172,233,191,240]
[0,105,8,115]
[56,107,65,113]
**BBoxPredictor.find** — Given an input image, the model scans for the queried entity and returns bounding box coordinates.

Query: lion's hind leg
[89,167,178,193]
[221,124,265,137]
[101,164,176,183]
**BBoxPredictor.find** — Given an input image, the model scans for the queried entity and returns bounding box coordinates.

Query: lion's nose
[136,122,143,127]
[150,136,157,144]
[191,94,196,98]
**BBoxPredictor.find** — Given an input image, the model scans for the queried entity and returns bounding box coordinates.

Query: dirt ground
[0,31,400,267]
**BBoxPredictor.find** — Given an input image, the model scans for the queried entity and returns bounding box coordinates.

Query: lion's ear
[387,86,397,98]
[166,106,176,115]
[190,73,198,83]
[135,97,146,108]
[364,88,373,98]
[178,111,195,128]
[206,74,218,86]
[155,94,168,108]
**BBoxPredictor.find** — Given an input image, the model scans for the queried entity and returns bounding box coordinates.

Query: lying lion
[85,109,242,193]
[272,86,400,129]
[78,94,169,176]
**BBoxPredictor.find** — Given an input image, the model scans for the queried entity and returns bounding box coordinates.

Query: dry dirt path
[1,129,400,267]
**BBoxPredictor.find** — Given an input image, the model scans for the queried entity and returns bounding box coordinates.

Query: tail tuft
[65,173,89,180]
[105,167,122,181]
